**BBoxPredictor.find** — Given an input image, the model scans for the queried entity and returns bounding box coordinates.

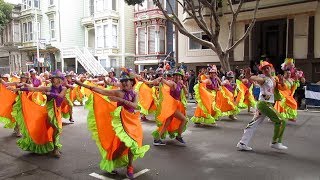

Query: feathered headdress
[120,67,135,81]
[281,58,295,71]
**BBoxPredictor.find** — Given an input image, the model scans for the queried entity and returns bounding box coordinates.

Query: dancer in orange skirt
[11,70,67,157]
[216,71,240,120]
[191,65,221,126]
[62,72,76,122]
[274,69,300,121]
[152,69,188,146]
[75,68,149,179]
[235,69,256,112]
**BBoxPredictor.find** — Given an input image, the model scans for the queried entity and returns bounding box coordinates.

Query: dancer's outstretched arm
[161,78,177,89]
[74,79,117,97]
[250,76,266,85]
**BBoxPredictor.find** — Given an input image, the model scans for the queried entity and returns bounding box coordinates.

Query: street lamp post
[34,8,40,73]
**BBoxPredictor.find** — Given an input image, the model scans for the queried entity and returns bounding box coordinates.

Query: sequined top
[117,90,136,113]
[170,82,182,101]
[31,78,41,87]
[48,85,64,107]
[206,78,219,90]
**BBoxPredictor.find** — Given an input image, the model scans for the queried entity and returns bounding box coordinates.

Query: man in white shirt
[237,61,288,151]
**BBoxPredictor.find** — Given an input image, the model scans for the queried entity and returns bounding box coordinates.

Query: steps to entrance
[61,47,107,76]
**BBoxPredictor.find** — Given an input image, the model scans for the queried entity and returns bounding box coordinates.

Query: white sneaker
[270,143,288,150]
[236,142,253,151]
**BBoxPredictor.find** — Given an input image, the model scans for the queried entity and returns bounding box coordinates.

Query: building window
[89,0,94,15]
[97,26,103,48]
[23,23,28,42]
[111,59,116,67]
[100,59,106,68]
[159,26,165,53]
[103,24,108,47]
[49,0,54,6]
[28,22,33,41]
[112,25,118,48]
[138,28,146,54]
[112,0,117,10]
[23,0,27,10]
[96,0,116,12]
[188,32,211,50]
[148,26,156,54]
[13,23,20,42]
[147,0,155,9]
[96,0,103,12]
[34,0,39,8]
[50,20,55,39]
[28,0,32,8]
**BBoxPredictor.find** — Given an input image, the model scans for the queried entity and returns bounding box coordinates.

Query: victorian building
[134,0,176,72]
[0,3,28,74]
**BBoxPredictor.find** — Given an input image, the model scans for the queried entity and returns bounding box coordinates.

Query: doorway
[251,19,287,73]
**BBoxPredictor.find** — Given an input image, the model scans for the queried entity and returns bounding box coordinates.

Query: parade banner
[305,84,320,107]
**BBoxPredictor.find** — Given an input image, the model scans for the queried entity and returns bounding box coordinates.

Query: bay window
[138,28,146,55]
[97,26,103,48]
[112,25,118,48]
[50,20,55,39]
[159,26,165,53]
[148,26,156,54]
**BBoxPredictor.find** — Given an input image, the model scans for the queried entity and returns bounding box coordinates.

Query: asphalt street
[0,103,320,180]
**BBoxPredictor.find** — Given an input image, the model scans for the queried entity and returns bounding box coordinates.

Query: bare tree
[140,0,261,71]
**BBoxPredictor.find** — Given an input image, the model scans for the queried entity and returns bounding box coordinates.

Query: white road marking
[123,169,150,180]
[89,169,150,180]
[89,172,114,180]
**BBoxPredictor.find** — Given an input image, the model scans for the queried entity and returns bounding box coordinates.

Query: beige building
[177,0,320,82]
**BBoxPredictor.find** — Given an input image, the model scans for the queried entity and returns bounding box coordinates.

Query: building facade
[18,0,89,73]
[134,0,176,72]
[177,0,320,82]
[81,0,135,74]
[0,4,28,74]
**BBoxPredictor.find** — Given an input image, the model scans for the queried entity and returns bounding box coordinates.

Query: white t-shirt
[258,75,275,103]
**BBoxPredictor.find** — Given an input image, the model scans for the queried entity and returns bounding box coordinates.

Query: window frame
[147,25,156,54]
[49,0,54,6]
[137,27,146,55]
[158,25,166,54]
[111,24,118,48]
[28,21,33,41]
[188,32,212,51]
[96,25,104,48]
[49,20,55,40]
[23,22,28,42]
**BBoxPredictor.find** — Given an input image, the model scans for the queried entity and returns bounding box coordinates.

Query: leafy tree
[0,0,13,31]
[125,0,260,71]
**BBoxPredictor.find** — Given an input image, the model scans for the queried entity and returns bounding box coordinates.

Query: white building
[81,0,135,74]
[0,3,28,74]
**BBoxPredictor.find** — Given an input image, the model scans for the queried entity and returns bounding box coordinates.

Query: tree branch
[226,0,260,53]
[154,0,216,51]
